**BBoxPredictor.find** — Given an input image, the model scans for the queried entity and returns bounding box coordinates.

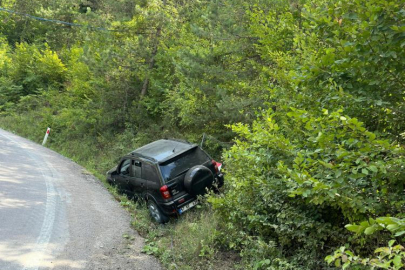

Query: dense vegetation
[0,0,404,269]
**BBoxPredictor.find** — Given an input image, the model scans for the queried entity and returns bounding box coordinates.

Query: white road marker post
[42,127,51,145]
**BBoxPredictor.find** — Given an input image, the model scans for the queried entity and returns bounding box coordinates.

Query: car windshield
[159,148,210,181]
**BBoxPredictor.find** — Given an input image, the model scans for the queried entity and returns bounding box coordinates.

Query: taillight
[212,160,219,173]
[160,185,171,199]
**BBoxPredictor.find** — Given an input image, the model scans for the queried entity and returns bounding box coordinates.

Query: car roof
[130,139,197,163]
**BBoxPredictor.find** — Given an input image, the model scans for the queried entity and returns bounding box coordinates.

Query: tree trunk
[139,27,161,100]
[139,0,166,103]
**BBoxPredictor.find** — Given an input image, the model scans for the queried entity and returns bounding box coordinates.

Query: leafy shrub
[326,217,405,270]
[251,0,405,140]
[278,109,405,221]
[210,107,405,269]
[36,46,67,88]
[0,43,67,108]
[0,38,11,73]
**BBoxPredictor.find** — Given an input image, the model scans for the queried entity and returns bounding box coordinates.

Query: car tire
[184,165,214,196]
[147,200,169,224]
[107,178,115,186]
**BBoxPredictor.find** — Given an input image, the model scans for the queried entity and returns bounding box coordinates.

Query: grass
[131,200,240,270]
[0,114,240,270]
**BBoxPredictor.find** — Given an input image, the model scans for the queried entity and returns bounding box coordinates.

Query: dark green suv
[107,139,224,223]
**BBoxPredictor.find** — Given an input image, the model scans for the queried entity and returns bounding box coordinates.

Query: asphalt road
[0,128,162,270]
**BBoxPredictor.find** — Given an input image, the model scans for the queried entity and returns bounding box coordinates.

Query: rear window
[159,148,210,181]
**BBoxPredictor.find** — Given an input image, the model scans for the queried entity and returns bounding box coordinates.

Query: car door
[130,159,147,196]
[142,162,161,198]
[115,158,133,192]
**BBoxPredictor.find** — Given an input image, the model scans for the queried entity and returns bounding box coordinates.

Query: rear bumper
[160,194,196,215]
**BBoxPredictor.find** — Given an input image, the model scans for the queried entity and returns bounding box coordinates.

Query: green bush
[326,217,405,270]
[278,109,405,221]
[0,43,67,108]
[210,107,405,269]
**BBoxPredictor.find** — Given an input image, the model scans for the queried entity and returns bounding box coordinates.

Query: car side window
[132,160,142,178]
[142,163,159,183]
[120,159,131,175]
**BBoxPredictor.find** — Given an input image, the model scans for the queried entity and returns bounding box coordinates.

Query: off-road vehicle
[107,139,224,223]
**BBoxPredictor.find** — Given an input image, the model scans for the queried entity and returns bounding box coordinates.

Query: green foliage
[210,107,404,268]
[345,217,405,237]
[278,109,405,221]
[250,0,405,139]
[1,0,405,269]
[327,242,405,270]
[0,42,67,109]
[326,217,405,270]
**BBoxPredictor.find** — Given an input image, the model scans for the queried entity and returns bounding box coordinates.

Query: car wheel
[107,178,115,186]
[147,200,169,224]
